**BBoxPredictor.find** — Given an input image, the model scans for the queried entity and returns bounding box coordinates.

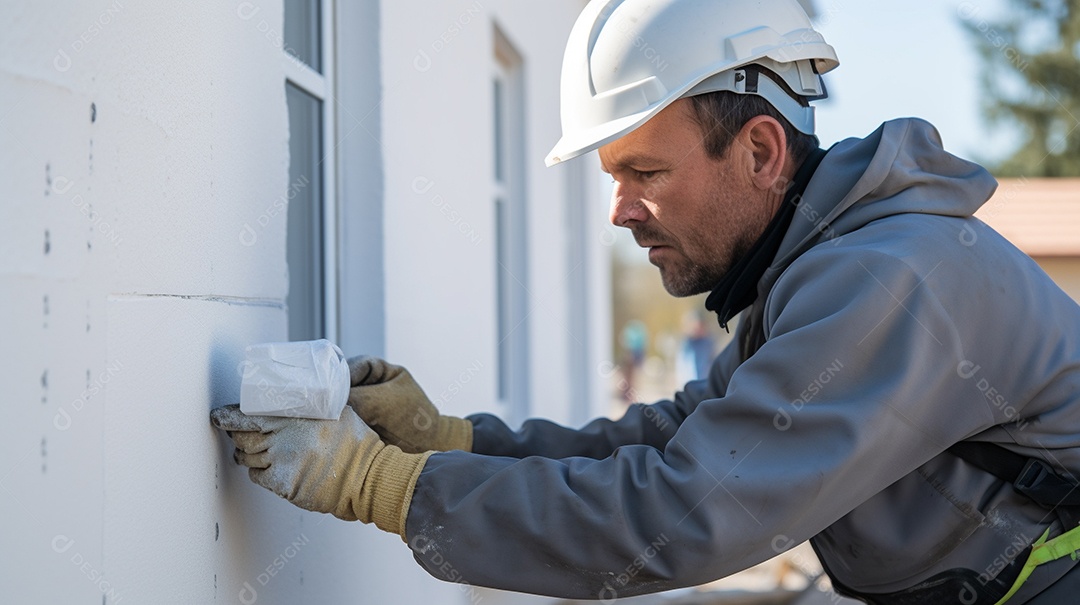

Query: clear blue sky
[812,0,1018,165]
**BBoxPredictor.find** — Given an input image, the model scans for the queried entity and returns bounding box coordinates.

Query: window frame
[283,0,339,342]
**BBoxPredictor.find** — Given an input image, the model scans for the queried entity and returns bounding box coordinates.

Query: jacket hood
[772,118,999,271]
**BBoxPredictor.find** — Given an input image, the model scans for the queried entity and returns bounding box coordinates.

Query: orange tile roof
[975,178,1080,257]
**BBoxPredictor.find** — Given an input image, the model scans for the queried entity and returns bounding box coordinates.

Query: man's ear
[738,115,788,192]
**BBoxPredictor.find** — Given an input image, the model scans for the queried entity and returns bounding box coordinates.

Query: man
[211,0,1080,602]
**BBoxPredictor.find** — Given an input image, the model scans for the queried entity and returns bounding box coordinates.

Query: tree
[964,0,1080,176]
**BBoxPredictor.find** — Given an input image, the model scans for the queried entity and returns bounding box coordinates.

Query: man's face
[599,99,777,297]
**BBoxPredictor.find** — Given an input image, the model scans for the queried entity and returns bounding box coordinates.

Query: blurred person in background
[678,310,716,384]
[619,319,649,402]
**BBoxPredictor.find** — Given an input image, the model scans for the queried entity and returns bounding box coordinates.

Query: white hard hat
[545,0,839,167]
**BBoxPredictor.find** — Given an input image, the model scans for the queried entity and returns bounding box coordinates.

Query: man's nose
[609,183,648,227]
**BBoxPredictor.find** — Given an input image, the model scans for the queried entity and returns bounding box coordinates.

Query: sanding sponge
[239,339,350,419]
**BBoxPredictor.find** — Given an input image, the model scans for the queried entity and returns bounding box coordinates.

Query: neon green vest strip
[994,524,1080,605]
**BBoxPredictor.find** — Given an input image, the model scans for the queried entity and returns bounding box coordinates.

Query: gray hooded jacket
[404,119,1080,603]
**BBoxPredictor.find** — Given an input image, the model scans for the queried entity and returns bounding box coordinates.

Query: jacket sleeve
[467,335,743,459]
[404,246,996,600]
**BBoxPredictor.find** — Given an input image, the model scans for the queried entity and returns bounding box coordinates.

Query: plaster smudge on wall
[41,436,47,474]
[41,369,48,404]
[44,230,50,255]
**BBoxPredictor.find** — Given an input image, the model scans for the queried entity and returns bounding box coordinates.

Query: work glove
[209,404,431,538]
[346,356,472,454]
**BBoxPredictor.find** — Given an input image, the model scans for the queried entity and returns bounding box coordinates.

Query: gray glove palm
[210,404,430,536]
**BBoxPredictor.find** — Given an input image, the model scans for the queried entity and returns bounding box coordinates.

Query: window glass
[492,28,529,419]
[284,0,321,72]
[286,82,325,340]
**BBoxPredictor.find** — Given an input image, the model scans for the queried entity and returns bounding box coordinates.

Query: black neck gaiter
[704,146,828,330]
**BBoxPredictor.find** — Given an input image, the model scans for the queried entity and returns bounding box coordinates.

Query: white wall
[1,1,392,603]
[1,1,607,603]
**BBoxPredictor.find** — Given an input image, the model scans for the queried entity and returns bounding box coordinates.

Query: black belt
[948,442,1080,508]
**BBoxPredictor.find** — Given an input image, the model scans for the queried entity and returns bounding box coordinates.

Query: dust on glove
[210,404,431,538]
[346,356,472,454]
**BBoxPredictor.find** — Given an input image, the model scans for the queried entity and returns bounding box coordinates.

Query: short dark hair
[685,90,819,167]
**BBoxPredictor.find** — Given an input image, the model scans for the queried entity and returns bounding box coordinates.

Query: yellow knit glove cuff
[435,416,473,453]
[357,447,434,539]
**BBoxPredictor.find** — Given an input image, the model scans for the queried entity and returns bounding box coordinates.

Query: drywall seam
[107,293,285,309]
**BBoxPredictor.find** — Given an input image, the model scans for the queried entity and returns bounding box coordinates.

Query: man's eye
[636,170,659,180]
